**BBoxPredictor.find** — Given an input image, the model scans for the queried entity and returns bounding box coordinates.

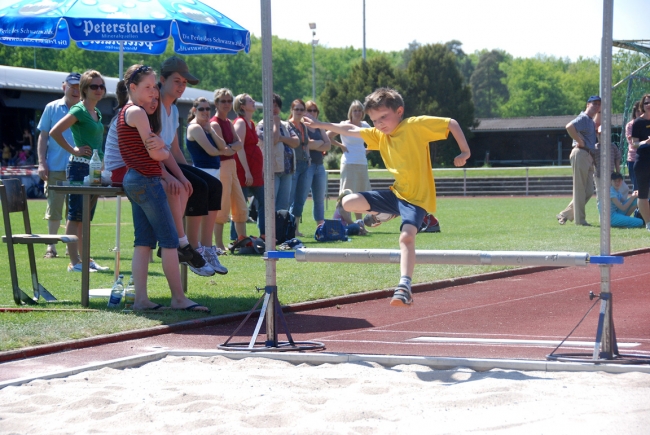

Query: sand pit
[1,355,649,433]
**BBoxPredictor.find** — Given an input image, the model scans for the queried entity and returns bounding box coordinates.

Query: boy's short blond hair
[364,87,404,113]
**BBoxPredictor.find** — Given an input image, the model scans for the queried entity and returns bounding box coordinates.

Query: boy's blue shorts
[359,189,427,231]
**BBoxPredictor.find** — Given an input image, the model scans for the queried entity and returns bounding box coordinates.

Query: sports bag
[314,219,348,242]
[276,209,297,244]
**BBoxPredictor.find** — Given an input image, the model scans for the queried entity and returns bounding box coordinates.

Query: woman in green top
[50,69,108,273]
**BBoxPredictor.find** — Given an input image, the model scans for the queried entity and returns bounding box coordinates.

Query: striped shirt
[117,104,161,177]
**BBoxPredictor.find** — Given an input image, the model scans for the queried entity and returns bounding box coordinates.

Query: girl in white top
[328,100,372,220]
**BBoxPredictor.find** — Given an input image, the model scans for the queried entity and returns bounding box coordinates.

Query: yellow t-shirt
[359,116,450,213]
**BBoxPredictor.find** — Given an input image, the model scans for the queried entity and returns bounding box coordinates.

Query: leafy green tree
[500,56,572,117]
[444,40,474,84]
[559,56,600,114]
[469,50,510,118]
[319,55,401,168]
[401,43,475,166]
[320,55,401,123]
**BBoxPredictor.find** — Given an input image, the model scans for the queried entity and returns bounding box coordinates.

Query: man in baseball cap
[160,56,199,85]
[65,72,81,85]
[556,94,601,226]
[37,72,81,258]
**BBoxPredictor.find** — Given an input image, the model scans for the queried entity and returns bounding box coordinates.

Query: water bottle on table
[107,274,125,308]
[89,149,102,185]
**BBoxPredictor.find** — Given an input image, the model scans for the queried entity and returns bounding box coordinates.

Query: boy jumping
[304,88,470,307]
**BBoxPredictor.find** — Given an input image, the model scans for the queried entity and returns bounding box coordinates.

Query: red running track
[1,251,649,382]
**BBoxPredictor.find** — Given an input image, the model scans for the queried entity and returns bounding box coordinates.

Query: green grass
[326,167,573,179]
[1,195,647,351]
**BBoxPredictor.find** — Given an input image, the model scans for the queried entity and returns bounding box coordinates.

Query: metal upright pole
[598,0,615,359]
[362,0,366,61]
[261,0,277,346]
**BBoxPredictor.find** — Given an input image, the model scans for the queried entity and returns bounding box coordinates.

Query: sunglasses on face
[306,109,318,113]
[196,107,210,112]
[89,84,106,91]
[219,99,233,104]
[644,101,650,105]
[293,107,305,112]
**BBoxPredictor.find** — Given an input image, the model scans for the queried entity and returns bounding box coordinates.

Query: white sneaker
[88,258,110,271]
[205,246,228,275]
[646,222,650,232]
[189,263,216,277]
[67,262,97,273]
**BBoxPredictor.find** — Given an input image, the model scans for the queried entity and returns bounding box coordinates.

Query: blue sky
[210,0,648,60]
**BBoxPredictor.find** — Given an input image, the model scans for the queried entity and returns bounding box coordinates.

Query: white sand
[1,356,649,434]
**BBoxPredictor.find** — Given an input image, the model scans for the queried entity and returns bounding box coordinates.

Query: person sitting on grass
[603,172,644,229]
[304,87,471,307]
[118,63,209,313]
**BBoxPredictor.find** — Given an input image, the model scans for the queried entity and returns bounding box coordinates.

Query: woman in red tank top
[210,88,248,251]
[233,93,266,239]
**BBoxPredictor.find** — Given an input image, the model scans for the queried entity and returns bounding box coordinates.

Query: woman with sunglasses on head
[158,57,225,276]
[210,89,248,252]
[183,97,231,271]
[631,93,650,230]
[118,63,209,313]
[287,99,327,236]
[50,69,109,274]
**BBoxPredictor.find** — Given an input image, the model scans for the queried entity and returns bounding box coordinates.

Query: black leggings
[634,158,650,200]
[166,163,223,216]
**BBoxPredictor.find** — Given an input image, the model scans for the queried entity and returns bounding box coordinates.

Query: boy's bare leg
[341,194,371,214]
[399,224,417,278]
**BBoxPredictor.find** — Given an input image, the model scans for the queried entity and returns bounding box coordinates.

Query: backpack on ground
[276,209,297,244]
[314,219,348,242]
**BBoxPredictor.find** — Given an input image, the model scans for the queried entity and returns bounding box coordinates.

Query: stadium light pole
[309,22,318,101]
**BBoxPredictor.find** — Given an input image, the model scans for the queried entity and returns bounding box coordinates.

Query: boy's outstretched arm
[303,117,363,138]
[449,119,471,167]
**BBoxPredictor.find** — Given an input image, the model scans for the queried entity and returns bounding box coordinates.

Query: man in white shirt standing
[37,72,81,258]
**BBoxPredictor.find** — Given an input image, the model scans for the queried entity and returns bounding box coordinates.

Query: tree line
[1,37,647,166]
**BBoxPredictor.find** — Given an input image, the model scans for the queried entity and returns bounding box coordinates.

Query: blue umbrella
[0,0,251,290]
[0,0,250,55]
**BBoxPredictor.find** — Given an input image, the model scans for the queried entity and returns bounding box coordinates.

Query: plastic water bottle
[89,149,102,185]
[107,274,125,308]
[123,275,135,310]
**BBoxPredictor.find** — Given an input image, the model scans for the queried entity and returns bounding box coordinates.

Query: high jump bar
[266,249,623,267]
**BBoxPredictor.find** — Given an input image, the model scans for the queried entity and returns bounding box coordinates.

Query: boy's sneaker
[199,246,228,275]
[88,258,109,271]
[43,246,58,259]
[389,286,413,307]
[157,246,193,263]
[67,262,97,273]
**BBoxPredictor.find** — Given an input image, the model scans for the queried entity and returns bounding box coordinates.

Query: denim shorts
[359,189,427,231]
[122,169,179,249]
[66,160,97,222]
